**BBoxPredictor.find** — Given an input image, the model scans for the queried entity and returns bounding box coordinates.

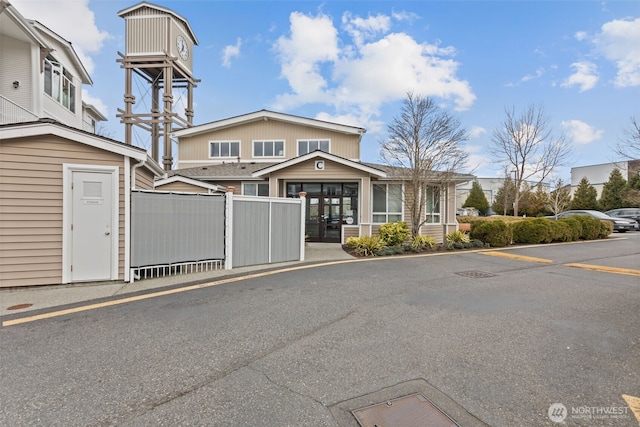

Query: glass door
[322,197,342,242]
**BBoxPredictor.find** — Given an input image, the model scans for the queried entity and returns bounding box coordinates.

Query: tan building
[172,110,474,244]
[0,120,164,288]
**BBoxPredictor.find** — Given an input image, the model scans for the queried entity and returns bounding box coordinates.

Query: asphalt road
[1,234,639,426]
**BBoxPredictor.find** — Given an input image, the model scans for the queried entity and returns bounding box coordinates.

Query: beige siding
[154,181,210,193]
[135,167,155,190]
[0,136,127,287]
[178,120,361,167]
[272,159,368,180]
[343,226,359,240]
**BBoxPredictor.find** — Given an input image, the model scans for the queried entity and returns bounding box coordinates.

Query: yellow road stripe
[622,395,640,423]
[2,260,357,327]
[565,263,640,277]
[480,251,554,263]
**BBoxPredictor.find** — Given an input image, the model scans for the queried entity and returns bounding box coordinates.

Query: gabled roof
[82,102,107,122]
[0,0,50,48]
[172,110,367,139]
[171,162,279,180]
[154,175,226,192]
[253,151,386,178]
[0,119,165,177]
[117,1,199,45]
[27,20,93,85]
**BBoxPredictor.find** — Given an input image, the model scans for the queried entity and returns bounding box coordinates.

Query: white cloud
[272,11,475,118]
[561,119,604,144]
[593,17,640,87]
[82,90,109,117]
[469,126,487,138]
[522,68,545,82]
[574,31,588,41]
[11,0,110,75]
[222,38,242,68]
[561,61,598,91]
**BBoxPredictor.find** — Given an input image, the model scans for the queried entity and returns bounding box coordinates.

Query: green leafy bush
[411,235,436,250]
[512,218,553,244]
[446,230,471,249]
[378,221,410,246]
[549,220,573,242]
[558,217,582,241]
[572,215,601,240]
[598,220,613,238]
[375,245,405,256]
[469,220,511,247]
[345,235,383,256]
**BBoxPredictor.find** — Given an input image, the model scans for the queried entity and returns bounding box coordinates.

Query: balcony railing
[0,95,39,124]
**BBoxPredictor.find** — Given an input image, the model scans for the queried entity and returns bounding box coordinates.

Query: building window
[44,55,75,113]
[298,139,329,155]
[372,183,402,223]
[210,141,240,158]
[425,186,441,223]
[253,140,284,158]
[243,182,269,197]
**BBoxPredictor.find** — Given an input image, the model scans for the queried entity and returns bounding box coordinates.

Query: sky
[10,0,640,181]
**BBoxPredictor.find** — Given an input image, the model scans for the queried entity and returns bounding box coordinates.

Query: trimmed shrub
[375,245,405,256]
[549,220,574,242]
[470,219,511,247]
[558,217,582,241]
[512,218,553,244]
[446,230,471,249]
[378,221,410,246]
[598,220,613,238]
[573,215,601,240]
[411,235,436,250]
[345,235,383,256]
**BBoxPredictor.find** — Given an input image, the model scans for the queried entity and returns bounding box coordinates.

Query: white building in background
[570,160,640,198]
[456,177,549,209]
[0,0,106,131]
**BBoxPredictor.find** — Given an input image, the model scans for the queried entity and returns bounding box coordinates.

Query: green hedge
[469,220,512,247]
[512,218,553,244]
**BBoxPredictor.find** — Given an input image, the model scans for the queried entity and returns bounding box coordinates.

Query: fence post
[225,187,235,270]
[299,191,306,261]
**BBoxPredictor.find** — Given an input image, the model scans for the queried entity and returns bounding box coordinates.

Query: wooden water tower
[116,1,199,170]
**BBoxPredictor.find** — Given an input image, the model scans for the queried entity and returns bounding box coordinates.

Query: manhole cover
[352,393,459,427]
[455,270,496,279]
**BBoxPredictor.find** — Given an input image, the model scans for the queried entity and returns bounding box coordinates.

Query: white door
[71,171,115,281]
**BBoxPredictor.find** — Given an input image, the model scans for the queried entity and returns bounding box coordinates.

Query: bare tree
[380,92,469,237]
[614,116,640,159]
[546,177,571,218]
[490,105,571,216]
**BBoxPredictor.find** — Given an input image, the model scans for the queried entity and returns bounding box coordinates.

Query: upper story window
[44,55,76,113]
[210,141,240,158]
[253,140,284,158]
[372,183,402,223]
[298,139,329,156]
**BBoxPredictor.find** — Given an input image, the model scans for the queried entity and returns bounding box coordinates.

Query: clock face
[176,35,189,61]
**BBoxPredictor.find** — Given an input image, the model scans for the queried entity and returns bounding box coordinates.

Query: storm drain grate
[352,393,460,427]
[455,270,496,279]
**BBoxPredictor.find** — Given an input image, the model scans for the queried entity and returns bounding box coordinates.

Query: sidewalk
[1,243,355,316]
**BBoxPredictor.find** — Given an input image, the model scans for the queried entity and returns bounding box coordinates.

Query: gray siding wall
[131,191,225,267]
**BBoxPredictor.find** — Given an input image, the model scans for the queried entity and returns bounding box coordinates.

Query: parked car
[456,207,480,217]
[546,210,638,232]
[605,208,640,223]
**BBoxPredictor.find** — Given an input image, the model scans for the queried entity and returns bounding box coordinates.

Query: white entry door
[70,170,116,282]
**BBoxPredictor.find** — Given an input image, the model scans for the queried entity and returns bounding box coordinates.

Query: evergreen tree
[463,181,489,215]
[492,178,515,215]
[599,169,627,211]
[623,172,640,207]
[571,177,598,210]
[526,183,551,217]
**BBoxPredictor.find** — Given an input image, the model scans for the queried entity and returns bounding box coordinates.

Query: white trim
[173,110,366,138]
[124,157,131,282]
[252,139,286,159]
[62,164,119,283]
[371,182,404,224]
[297,138,330,156]
[208,140,240,159]
[253,151,386,178]
[241,181,269,196]
[155,175,226,193]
